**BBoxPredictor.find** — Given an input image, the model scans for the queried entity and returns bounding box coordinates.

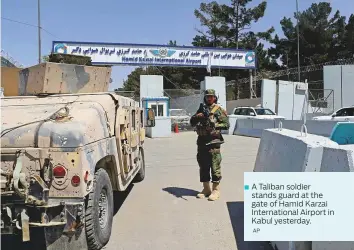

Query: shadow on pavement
[162,187,199,200]
[226,201,274,250]
[2,228,46,250]
[114,183,134,215]
[2,185,135,250]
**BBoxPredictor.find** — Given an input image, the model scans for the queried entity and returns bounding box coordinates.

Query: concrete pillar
[200,76,226,109]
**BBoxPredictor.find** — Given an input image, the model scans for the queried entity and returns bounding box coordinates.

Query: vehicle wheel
[85,168,113,250]
[133,149,145,182]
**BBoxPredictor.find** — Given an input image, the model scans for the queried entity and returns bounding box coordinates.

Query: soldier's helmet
[204,89,218,103]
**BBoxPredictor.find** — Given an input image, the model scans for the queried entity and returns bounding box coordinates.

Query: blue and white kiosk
[141,96,171,138]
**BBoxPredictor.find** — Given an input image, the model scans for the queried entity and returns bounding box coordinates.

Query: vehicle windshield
[254,108,275,115]
[170,109,188,116]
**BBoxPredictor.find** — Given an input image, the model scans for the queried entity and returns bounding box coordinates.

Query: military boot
[196,182,212,198]
[208,182,220,201]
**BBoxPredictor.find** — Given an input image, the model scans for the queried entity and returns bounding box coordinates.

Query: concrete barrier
[228,116,340,138]
[254,128,354,250]
[146,117,171,138]
[225,115,237,135]
[254,129,338,172]
[320,144,354,172]
[279,120,339,137]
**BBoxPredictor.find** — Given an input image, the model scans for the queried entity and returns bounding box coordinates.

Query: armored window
[132,110,136,129]
[140,110,144,127]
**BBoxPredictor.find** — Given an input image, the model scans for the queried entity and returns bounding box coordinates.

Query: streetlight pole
[38,0,42,64]
[295,0,300,82]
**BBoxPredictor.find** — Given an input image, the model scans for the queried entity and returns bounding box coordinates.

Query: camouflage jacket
[190,103,230,146]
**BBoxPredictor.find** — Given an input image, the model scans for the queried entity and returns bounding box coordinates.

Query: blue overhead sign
[52,41,256,69]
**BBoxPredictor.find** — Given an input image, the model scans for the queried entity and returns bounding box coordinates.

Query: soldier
[190,89,230,201]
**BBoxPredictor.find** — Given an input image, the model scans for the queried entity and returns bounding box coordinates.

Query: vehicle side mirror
[331,114,336,117]
[146,108,156,127]
[250,112,256,116]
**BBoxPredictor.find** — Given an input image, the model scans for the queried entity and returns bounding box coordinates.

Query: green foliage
[269,2,352,67]
[122,1,354,99]
[47,53,93,65]
[42,55,49,62]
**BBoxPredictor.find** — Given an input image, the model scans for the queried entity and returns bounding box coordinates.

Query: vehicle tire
[133,149,145,183]
[85,168,113,250]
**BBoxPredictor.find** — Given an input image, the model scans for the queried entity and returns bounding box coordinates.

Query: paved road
[105,132,273,250]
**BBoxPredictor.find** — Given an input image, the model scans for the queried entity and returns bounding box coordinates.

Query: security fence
[114,91,139,102]
[164,89,201,131]
[308,89,334,114]
[164,89,201,116]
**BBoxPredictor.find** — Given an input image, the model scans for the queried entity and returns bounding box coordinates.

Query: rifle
[195,103,215,129]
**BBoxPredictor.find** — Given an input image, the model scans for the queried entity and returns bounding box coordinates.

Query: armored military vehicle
[1,62,155,250]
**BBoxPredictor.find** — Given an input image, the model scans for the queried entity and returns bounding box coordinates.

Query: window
[157,104,164,117]
[239,108,247,115]
[245,109,253,116]
[132,110,136,130]
[336,108,354,117]
[149,103,165,117]
[151,105,157,116]
[255,108,275,115]
[234,108,242,115]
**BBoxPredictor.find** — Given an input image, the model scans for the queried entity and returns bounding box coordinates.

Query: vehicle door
[332,108,354,121]
[244,108,256,119]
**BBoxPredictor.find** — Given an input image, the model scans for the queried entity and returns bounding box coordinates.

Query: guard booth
[141,96,171,138]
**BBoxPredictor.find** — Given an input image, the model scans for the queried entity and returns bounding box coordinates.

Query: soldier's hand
[196,113,204,118]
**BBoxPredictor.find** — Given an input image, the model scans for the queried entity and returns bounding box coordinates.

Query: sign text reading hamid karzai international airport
[52,41,256,69]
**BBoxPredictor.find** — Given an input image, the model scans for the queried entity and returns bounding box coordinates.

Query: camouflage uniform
[190,89,230,201]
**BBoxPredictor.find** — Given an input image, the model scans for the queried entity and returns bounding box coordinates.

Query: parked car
[232,106,285,120]
[169,109,191,126]
[312,106,354,121]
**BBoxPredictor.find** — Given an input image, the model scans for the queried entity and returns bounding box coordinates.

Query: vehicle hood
[1,99,110,148]
[254,115,285,119]
[312,116,332,120]
[170,115,190,120]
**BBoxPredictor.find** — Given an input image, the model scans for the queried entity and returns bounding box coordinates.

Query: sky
[2,0,353,90]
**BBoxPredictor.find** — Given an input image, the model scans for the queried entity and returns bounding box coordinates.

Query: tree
[340,14,354,59]
[193,0,273,49]
[42,55,49,62]
[192,0,277,98]
[269,2,348,68]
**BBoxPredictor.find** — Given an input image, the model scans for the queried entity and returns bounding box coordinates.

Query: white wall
[261,79,277,111]
[324,65,342,111]
[277,81,294,120]
[140,75,164,100]
[324,65,354,111]
[201,76,226,109]
[342,65,354,107]
[277,81,307,120]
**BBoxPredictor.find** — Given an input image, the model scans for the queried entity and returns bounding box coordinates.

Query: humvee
[0,62,155,249]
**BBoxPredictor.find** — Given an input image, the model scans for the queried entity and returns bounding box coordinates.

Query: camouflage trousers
[196,144,222,183]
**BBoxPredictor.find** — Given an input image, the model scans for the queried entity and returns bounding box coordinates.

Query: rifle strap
[210,104,220,115]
